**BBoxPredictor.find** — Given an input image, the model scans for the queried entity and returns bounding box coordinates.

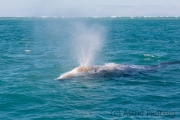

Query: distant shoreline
[0,16,180,19]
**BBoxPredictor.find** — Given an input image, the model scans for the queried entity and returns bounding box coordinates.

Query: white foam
[24,50,31,53]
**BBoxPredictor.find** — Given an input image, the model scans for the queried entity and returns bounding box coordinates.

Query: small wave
[143,54,156,58]
[24,50,31,53]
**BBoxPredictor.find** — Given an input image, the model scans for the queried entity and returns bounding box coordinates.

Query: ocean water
[0,17,180,119]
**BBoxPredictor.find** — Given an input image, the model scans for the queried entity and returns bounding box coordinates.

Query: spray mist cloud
[71,23,106,67]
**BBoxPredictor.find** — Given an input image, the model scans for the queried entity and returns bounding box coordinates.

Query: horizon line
[0,16,180,18]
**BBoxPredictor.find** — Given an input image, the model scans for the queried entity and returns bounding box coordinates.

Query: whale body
[57,63,160,80]
[56,61,180,80]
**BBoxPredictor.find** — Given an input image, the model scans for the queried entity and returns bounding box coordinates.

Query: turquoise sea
[0,17,180,119]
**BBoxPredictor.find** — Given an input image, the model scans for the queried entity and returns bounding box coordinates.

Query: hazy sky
[0,0,180,17]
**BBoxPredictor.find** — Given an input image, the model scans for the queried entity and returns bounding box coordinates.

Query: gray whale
[57,61,180,80]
